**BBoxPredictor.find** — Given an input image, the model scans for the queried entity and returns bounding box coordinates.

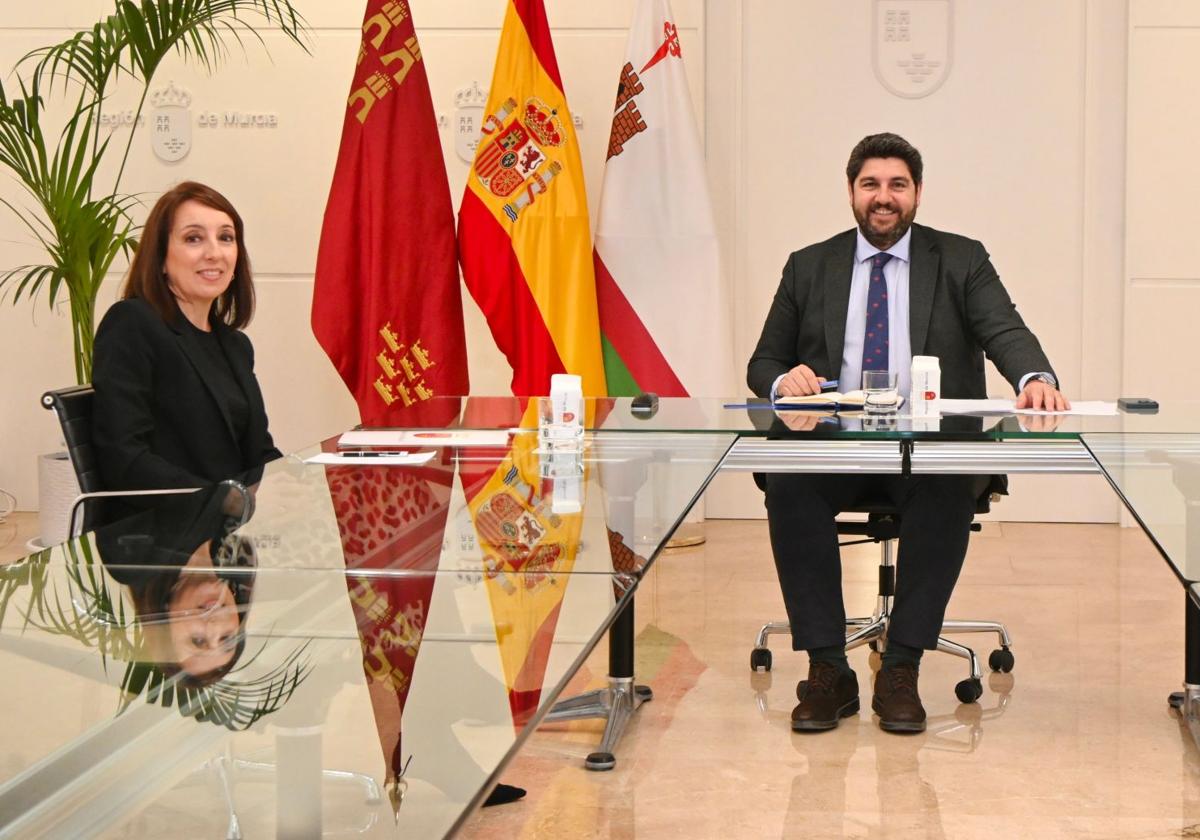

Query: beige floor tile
[0,511,38,566]
[462,520,1200,840]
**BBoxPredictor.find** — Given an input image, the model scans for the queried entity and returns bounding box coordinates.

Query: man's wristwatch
[1028,373,1057,388]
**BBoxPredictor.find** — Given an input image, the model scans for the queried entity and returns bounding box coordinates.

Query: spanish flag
[457,0,606,397]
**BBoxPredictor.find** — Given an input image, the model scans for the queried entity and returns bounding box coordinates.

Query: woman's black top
[92,297,282,508]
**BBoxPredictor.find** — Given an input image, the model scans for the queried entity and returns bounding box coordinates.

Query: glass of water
[862,370,900,414]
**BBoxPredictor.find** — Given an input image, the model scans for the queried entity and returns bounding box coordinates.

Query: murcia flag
[312,0,468,427]
[594,0,735,397]
[457,0,606,397]
[311,0,464,810]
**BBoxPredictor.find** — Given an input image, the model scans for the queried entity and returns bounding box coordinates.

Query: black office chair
[749,493,1015,703]
[41,385,199,536]
[41,386,377,838]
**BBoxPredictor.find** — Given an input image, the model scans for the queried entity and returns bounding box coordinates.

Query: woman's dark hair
[122,180,255,329]
[846,132,924,186]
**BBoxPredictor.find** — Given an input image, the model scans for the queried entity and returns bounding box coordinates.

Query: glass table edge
[1078,433,1196,587]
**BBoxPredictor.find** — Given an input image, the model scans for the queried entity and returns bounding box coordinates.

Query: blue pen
[820,380,839,390]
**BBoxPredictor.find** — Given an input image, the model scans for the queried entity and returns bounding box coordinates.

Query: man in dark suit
[747,133,1068,733]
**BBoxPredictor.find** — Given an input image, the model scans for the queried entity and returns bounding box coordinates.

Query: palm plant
[0,1,308,384]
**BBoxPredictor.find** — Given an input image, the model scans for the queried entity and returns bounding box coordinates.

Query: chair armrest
[68,488,201,538]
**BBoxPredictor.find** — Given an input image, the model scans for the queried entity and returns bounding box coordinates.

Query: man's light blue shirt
[841,229,913,400]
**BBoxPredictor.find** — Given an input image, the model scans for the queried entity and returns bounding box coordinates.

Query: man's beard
[854,203,916,250]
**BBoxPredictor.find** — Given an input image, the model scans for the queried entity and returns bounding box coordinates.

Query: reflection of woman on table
[0,481,310,730]
[98,481,258,685]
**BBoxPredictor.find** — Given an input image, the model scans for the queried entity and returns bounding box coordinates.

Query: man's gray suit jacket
[747,222,1055,402]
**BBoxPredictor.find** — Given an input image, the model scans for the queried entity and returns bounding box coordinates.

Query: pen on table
[337,450,411,458]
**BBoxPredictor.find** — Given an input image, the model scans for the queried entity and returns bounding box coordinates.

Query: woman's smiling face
[163,199,238,319]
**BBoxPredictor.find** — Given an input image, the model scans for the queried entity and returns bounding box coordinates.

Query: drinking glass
[862,370,900,414]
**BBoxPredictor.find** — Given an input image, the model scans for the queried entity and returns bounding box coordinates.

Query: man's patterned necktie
[861,251,894,375]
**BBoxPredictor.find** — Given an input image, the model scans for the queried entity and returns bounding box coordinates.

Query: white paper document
[305,451,436,466]
[337,429,511,448]
[938,399,1118,417]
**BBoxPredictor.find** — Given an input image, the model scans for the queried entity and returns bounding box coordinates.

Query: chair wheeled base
[749,519,1015,703]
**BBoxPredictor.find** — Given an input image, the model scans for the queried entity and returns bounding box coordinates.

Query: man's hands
[1015,380,1070,412]
[1017,413,1064,433]
[780,364,1071,412]
[777,364,827,398]
[776,411,823,432]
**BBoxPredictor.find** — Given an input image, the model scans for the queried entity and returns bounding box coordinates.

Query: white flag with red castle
[593,0,735,397]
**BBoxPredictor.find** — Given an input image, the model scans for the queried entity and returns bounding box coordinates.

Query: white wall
[1125,0,1200,395]
[0,1,1173,525]
[702,0,1128,522]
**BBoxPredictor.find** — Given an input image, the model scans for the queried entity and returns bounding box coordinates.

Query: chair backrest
[41,385,105,530]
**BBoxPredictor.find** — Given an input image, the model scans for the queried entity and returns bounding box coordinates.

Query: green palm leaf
[0,0,308,383]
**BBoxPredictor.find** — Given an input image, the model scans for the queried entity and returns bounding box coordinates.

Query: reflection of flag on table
[594,0,735,397]
[458,400,585,728]
[312,0,467,427]
[457,0,606,398]
[312,1,465,810]
[323,446,455,811]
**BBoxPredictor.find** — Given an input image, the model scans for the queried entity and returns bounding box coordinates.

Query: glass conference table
[3,397,1200,838]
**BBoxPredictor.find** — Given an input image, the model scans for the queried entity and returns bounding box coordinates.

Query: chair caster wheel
[988,647,1014,673]
[955,678,983,703]
[585,751,616,771]
[1169,691,1185,711]
[750,647,772,672]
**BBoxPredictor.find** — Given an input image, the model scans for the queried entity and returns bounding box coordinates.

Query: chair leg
[940,619,1015,673]
[750,622,791,672]
[754,621,791,649]
[939,618,1012,648]
[936,636,985,703]
[845,617,886,651]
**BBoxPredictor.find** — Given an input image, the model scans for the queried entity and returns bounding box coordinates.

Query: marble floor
[0,511,38,565]
[461,518,1200,840]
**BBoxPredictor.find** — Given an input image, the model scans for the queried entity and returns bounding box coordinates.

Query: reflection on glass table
[1080,435,1200,584]
[326,395,1200,440]
[0,431,735,838]
[1080,433,1200,747]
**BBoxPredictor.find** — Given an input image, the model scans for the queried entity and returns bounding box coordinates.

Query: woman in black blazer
[93,181,282,507]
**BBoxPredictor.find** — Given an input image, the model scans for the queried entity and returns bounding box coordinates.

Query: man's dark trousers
[764,473,992,652]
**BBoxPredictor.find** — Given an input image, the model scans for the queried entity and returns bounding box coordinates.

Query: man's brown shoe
[872,663,926,733]
[791,661,859,732]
